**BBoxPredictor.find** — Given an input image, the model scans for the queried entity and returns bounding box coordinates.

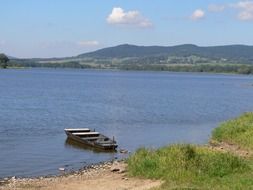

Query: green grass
[127,113,253,189]
[128,145,251,189]
[212,112,253,150]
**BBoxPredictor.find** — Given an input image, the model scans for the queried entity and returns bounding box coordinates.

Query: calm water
[0,69,253,178]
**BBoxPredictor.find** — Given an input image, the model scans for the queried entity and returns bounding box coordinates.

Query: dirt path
[0,161,162,190]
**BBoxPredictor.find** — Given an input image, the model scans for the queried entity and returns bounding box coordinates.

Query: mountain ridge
[77,44,253,63]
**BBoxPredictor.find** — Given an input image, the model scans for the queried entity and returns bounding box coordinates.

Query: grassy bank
[127,113,253,189]
[212,113,253,150]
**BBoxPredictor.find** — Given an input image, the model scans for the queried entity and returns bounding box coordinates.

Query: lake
[0,69,253,178]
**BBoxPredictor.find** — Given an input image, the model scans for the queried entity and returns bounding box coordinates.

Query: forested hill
[78,44,253,64]
[6,44,253,74]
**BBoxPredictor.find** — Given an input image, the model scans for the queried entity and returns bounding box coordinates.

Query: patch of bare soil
[0,161,162,190]
[209,140,252,158]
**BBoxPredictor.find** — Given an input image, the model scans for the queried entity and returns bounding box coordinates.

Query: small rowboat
[64,128,118,150]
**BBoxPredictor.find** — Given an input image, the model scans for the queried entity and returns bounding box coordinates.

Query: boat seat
[72,132,99,136]
[65,128,90,132]
[82,137,104,140]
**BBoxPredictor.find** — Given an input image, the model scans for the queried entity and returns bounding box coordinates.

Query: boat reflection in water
[65,138,117,153]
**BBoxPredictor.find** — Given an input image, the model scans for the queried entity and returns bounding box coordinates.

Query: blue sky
[0,0,253,58]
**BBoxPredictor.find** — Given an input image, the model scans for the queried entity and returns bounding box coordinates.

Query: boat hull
[65,131,118,151]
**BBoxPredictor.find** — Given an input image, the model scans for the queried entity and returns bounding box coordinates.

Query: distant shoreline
[2,64,253,76]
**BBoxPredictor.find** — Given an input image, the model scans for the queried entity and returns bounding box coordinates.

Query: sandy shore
[0,161,162,190]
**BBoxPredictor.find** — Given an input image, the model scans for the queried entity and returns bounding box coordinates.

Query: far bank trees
[0,53,9,68]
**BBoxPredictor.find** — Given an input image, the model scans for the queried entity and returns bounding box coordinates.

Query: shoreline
[1,141,250,190]
[1,140,252,189]
[0,159,120,182]
[0,160,162,190]
[0,148,130,181]
[2,66,253,76]
[0,110,252,190]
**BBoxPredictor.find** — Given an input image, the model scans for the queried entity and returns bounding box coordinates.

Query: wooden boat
[64,128,118,150]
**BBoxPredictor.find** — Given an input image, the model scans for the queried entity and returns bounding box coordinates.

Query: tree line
[0,54,9,68]
[118,63,253,74]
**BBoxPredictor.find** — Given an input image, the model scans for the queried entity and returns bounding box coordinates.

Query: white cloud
[107,7,152,28]
[191,9,205,20]
[232,1,253,21]
[238,10,253,20]
[208,4,225,12]
[77,40,99,47]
